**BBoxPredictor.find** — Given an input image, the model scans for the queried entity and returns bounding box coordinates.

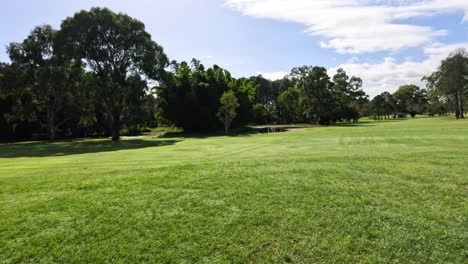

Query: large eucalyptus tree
[424,49,468,119]
[8,25,81,141]
[58,8,168,141]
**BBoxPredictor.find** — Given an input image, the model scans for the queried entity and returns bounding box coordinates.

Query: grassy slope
[0,117,467,263]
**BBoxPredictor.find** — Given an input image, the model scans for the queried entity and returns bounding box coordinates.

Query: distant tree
[291,66,335,125]
[231,78,256,127]
[252,104,270,124]
[370,94,386,120]
[58,7,168,141]
[331,68,368,122]
[393,84,428,117]
[218,90,239,134]
[423,49,467,119]
[422,74,449,117]
[247,75,296,123]
[278,87,302,123]
[380,92,396,118]
[156,60,233,132]
[124,75,158,134]
[251,75,274,105]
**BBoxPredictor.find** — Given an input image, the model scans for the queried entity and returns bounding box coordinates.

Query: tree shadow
[334,119,409,127]
[155,125,268,139]
[160,131,257,139]
[159,125,316,139]
[333,121,376,127]
[0,139,181,158]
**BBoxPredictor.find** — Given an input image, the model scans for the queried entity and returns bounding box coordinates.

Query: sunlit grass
[1,117,467,262]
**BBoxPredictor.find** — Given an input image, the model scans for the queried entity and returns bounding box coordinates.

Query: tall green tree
[380,92,397,118]
[124,74,158,134]
[370,92,397,119]
[422,73,449,117]
[423,49,467,119]
[230,77,257,127]
[218,90,239,134]
[251,75,274,105]
[0,63,40,139]
[8,25,82,141]
[156,59,242,132]
[393,84,428,117]
[370,94,386,120]
[331,68,368,122]
[278,87,302,123]
[291,66,334,125]
[58,7,168,141]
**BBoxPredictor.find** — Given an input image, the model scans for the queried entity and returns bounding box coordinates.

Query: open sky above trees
[1,0,468,97]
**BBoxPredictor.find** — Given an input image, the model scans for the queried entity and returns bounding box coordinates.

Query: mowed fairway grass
[0,117,467,263]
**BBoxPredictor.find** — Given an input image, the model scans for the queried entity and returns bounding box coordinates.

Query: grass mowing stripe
[0,117,467,263]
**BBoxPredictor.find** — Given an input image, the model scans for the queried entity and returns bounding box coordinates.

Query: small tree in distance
[218,90,239,134]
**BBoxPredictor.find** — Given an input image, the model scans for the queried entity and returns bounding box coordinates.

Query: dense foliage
[423,49,468,119]
[58,8,168,141]
[1,7,466,141]
[370,85,430,120]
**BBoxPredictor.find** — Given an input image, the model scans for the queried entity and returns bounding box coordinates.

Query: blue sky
[1,0,467,96]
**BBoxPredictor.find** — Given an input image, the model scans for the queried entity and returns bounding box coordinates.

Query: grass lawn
[0,117,467,263]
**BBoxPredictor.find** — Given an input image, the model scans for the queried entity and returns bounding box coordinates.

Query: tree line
[1,8,167,142]
[369,49,468,120]
[0,7,368,141]
[0,8,466,142]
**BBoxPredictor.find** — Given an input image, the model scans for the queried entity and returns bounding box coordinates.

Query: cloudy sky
[1,0,467,96]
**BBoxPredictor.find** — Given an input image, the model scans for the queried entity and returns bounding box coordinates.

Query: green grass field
[1,117,467,263]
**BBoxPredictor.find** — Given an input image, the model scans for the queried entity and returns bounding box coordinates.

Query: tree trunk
[47,108,56,142]
[111,126,120,142]
[48,122,56,142]
[458,91,465,119]
[111,114,121,142]
[224,112,229,134]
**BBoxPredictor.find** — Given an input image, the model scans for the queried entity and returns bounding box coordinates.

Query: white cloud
[226,0,468,97]
[256,71,289,80]
[330,42,468,97]
[225,0,468,54]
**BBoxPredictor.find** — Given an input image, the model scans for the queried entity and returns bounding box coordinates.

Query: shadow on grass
[334,119,409,127]
[159,125,318,139]
[0,139,181,158]
[333,121,376,127]
[160,130,258,139]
